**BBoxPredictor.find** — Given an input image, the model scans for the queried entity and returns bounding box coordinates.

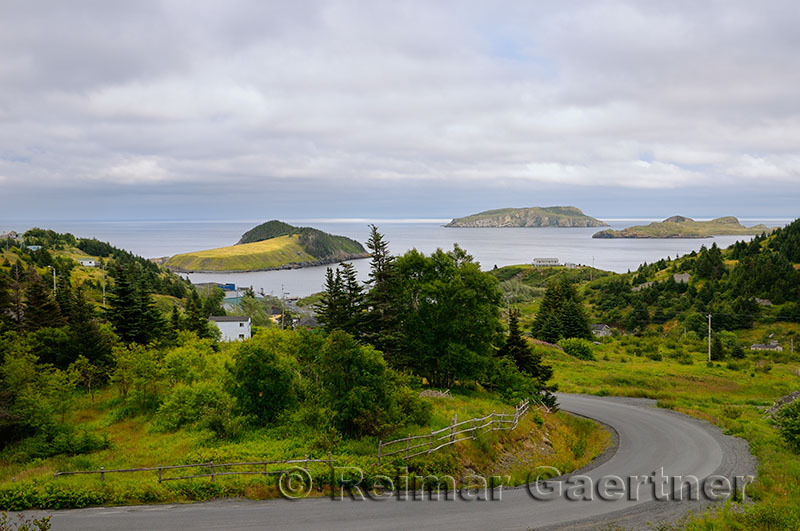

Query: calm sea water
[2,218,790,298]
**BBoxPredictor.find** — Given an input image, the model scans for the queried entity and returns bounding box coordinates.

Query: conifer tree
[0,269,10,330]
[106,263,164,344]
[23,267,63,331]
[363,225,402,361]
[68,286,114,367]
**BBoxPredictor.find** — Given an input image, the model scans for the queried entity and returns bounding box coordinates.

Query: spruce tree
[0,270,10,330]
[23,267,64,331]
[317,267,345,332]
[339,261,364,336]
[363,225,402,363]
[106,263,164,344]
[184,290,211,337]
[68,287,113,367]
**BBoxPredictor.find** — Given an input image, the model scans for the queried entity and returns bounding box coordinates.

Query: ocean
[1,218,790,298]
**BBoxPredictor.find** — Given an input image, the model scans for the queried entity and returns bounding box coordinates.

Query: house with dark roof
[591,324,613,337]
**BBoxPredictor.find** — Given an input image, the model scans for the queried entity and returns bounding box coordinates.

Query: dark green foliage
[694,244,725,280]
[0,270,10,331]
[362,225,402,363]
[317,331,403,436]
[316,263,365,337]
[710,336,726,361]
[767,218,800,262]
[392,245,503,387]
[775,399,800,453]
[22,269,63,331]
[497,311,556,406]
[558,338,595,361]
[183,291,213,338]
[236,220,366,258]
[22,228,76,249]
[726,252,799,304]
[76,238,189,299]
[231,341,296,423]
[625,301,651,331]
[532,278,591,342]
[105,263,164,344]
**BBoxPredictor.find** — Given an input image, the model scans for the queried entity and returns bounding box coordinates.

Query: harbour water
[1,218,789,298]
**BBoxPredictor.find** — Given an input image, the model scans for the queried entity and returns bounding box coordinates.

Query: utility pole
[707,313,712,362]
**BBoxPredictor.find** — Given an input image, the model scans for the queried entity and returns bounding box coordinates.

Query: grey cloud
[1,1,799,220]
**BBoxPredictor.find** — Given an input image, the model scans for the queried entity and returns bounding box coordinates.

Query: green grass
[164,235,318,272]
[0,387,608,509]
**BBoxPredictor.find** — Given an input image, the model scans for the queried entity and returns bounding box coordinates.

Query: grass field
[164,235,318,272]
[0,387,608,510]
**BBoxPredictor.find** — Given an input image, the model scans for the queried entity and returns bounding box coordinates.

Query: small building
[26,245,42,252]
[296,315,320,329]
[673,273,690,284]
[750,342,783,352]
[591,324,613,337]
[209,316,251,341]
[564,262,578,269]
[533,258,560,267]
[0,231,19,240]
[78,258,97,267]
[755,298,773,306]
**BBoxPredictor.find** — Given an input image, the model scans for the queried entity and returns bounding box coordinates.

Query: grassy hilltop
[446,206,608,228]
[165,220,368,272]
[593,215,773,239]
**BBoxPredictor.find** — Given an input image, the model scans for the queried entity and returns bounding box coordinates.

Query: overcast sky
[1,1,799,221]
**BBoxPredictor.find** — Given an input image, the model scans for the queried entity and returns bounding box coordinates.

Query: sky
[1,1,799,221]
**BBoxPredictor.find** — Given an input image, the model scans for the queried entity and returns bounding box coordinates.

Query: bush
[558,338,595,361]
[230,336,297,423]
[775,400,800,453]
[154,382,234,431]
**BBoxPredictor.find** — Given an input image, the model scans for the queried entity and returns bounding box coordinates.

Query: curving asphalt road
[27,394,757,530]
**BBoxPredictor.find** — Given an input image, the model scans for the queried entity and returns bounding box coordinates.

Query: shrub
[558,338,595,361]
[775,399,800,453]
[230,338,297,423]
[155,382,234,431]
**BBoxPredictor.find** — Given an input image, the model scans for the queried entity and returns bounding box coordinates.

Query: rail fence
[376,399,534,465]
[54,453,334,484]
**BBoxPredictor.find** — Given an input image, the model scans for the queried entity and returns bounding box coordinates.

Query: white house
[209,316,252,341]
[78,258,97,267]
[533,258,560,267]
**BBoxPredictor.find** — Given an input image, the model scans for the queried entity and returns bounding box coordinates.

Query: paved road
[29,394,756,530]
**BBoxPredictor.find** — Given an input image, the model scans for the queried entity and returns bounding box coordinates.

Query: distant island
[592,216,773,239]
[445,206,608,228]
[165,220,368,272]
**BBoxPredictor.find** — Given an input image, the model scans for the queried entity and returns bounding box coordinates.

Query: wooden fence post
[405,434,411,458]
[491,410,496,431]
[450,414,457,443]
[210,461,215,482]
[304,455,309,470]
[328,451,334,490]
[428,430,434,453]
[377,440,382,466]
[158,466,162,484]
[472,419,478,439]
[100,466,105,484]
[263,462,267,478]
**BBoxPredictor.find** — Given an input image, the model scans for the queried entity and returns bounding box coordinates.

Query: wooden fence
[376,399,532,465]
[54,453,334,484]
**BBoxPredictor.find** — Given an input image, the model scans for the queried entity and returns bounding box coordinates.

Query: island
[592,216,773,239]
[445,206,608,228]
[164,220,369,272]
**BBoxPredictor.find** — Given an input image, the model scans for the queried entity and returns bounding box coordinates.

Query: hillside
[445,206,608,228]
[165,221,368,272]
[593,216,773,239]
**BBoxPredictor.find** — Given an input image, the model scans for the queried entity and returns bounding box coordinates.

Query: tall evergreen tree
[184,290,212,338]
[106,263,164,344]
[10,261,24,331]
[498,310,557,407]
[532,278,591,342]
[68,287,114,367]
[339,261,365,336]
[363,225,402,362]
[0,269,10,330]
[22,267,63,331]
